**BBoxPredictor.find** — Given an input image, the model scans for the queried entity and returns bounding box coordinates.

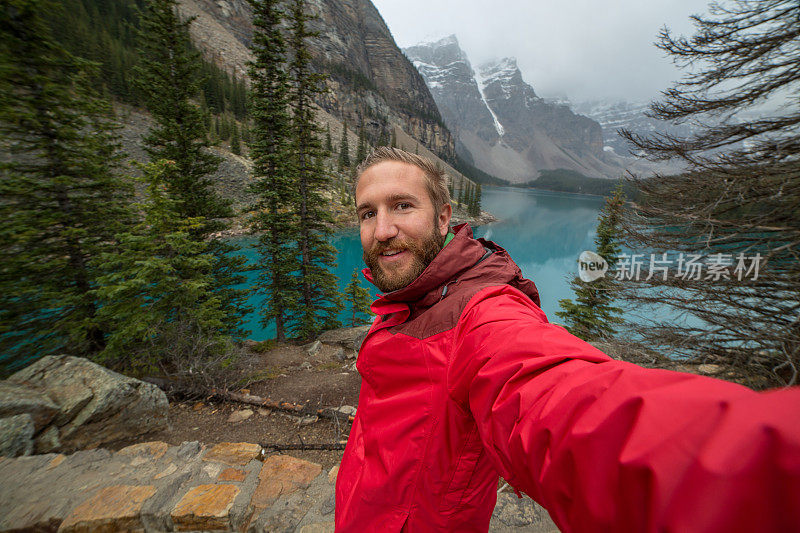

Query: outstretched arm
[448,286,800,533]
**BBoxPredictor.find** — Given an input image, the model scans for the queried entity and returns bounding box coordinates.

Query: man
[335,147,800,532]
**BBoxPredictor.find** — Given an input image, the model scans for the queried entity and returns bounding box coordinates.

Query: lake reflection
[235,187,606,340]
[473,187,605,321]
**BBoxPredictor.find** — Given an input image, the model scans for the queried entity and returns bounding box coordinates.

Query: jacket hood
[363,223,540,309]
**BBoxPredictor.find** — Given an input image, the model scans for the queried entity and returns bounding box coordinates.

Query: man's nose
[373,210,399,242]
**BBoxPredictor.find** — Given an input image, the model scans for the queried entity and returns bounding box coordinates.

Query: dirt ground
[108,342,361,470]
[104,336,749,473]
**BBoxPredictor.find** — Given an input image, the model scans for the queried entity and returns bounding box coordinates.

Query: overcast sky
[371,0,712,103]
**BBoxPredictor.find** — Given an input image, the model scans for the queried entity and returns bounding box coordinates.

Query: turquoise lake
[233,186,608,341]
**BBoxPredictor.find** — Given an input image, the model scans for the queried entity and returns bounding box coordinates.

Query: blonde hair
[355,147,451,211]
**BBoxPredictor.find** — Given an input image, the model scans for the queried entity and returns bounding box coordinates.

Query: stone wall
[0,441,558,532]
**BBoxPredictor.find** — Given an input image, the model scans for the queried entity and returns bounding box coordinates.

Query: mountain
[570,99,697,158]
[407,35,499,146]
[42,0,481,225]
[404,35,657,183]
[178,0,455,159]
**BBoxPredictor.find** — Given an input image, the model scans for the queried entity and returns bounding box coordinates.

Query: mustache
[362,231,445,292]
[369,239,411,257]
[363,238,422,277]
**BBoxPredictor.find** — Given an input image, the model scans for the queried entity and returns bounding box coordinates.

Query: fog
[372,0,711,103]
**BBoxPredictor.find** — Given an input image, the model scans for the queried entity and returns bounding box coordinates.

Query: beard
[363,224,446,293]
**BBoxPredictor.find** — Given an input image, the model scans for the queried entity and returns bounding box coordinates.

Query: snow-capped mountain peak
[478,57,518,75]
[418,34,459,48]
[404,36,501,144]
[405,36,623,183]
[477,57,538,105]
[472,63,505,136]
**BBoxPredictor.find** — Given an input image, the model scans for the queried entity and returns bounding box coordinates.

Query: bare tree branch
[615,0,800,388]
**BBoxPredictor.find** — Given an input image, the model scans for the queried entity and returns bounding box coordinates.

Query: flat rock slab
[117,441,169,461]
[219,468,248,482]
[171,484,240,531]
[202,442,262,466]
[227,409,254,424]
[59,484,157,532]
[250,455,322,510]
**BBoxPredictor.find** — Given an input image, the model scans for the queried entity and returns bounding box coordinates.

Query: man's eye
[361,211,375,220]
[396,202,411,210]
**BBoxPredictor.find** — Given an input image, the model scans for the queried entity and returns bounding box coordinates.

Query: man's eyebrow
[386,193,420,204]
[356,193,420,213]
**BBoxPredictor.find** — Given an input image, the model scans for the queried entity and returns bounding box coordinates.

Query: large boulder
[0,381,59,431]
[0,414,34,457]
[317,326,370,353]
[7,355,169,452]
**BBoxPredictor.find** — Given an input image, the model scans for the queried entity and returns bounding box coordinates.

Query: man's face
[356,161,452,293]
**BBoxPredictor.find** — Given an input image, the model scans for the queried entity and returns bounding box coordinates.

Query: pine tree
[377,128,388,147]
[390,126,397,148]
[45,0,143,107]
[556,185,625,341]
[0,0,132,370]
[325,122,333,153]
[220,114,231,140]
[286,0,342,339]
[241,119,251,144]
[232,75,247,118]
[355,117,367,164]
[338,122,350,171]
[135,0,250,341]
[200,95,212,131]
[467,182,481,217]
[134,0,230,222]
[230,121,241,155]
[93,160,236,382]
[247,0,299,342]
[344,269,373,327]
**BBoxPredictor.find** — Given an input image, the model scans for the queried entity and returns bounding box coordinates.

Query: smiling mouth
[379,249,408,261]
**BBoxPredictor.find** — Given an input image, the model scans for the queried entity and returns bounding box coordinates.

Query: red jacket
[335,223,800,532]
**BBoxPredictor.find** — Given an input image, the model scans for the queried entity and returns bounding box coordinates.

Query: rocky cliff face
[479,58,602,155]
[405,36,497,145]
[404,36,629,182]
[178,0,454,160]
[571,99,699,158]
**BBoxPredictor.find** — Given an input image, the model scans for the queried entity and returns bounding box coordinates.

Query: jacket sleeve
[447,285,800,533]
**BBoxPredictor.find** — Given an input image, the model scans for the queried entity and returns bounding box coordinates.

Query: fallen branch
[209,388,355,423]
[261,442,347,451]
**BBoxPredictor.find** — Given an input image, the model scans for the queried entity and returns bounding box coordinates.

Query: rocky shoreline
[210,209,499,240]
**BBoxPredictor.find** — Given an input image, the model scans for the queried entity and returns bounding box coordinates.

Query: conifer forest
[0,0,401,387]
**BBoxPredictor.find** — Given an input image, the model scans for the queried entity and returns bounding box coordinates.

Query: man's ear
[437,203,452,237]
